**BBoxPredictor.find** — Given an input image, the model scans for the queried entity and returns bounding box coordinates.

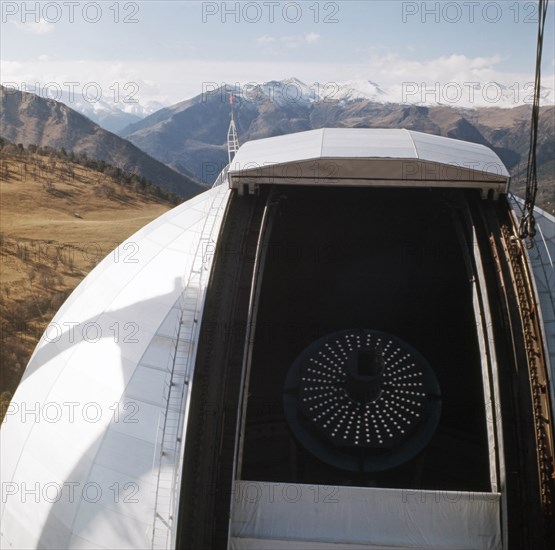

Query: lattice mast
[227,92,240,164]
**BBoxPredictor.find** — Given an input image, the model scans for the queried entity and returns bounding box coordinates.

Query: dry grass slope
[0,151,174,417]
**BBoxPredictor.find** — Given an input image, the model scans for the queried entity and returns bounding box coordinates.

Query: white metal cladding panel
[0,184,231,550]
[409,130,510,177]
[230,129,324,168]
[229,128,509,180]
[231,482,501,550]
[231,538,387,549]
[319,128,417,158]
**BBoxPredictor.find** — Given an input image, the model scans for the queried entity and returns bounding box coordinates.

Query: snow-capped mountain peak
[21,76,554,133]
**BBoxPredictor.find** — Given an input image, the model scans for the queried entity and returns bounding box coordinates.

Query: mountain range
[116,80,554,208]
[0,86,202,197]
[1,79,553,213]
[44,77,555,131]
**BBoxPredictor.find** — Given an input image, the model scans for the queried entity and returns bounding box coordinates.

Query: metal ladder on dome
[151,188,228,549]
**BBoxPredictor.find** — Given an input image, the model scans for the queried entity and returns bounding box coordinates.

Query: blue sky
[1,1,554,107]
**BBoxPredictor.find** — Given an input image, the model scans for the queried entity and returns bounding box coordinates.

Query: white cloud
[257,35,276,45]
[38,54,50,61]
[304,32,320,44]
[280,32,321,48]
[257,32,321,50]
[351,53,509,86]
[1,53,551,109]
[14,20,55,35]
